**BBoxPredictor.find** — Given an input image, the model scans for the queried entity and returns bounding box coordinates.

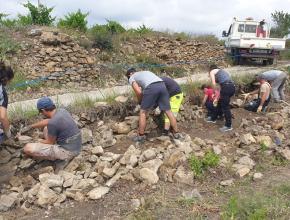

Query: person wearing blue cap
[22,97,82,162]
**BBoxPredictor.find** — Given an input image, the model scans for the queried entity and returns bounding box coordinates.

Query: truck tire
[268,58,274,65]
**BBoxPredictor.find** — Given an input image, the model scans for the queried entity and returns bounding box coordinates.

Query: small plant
[8,104,38,121]
[0,32,20,60]
[58,9,89,32]
[260,142,268,152]
[134,24,153,35]
[189,150,220,177]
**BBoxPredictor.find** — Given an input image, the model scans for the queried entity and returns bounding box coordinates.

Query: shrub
[134,24,153,34]
[189,150,220,177]
[23,1,55,25]
[58,9,89,32]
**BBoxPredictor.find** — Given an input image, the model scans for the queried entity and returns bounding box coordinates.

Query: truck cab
[222,18,286,65]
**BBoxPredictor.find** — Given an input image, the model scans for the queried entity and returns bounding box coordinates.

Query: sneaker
[132,135,146,143]
[206,117,216,123]
[162,129,169,136]
[219,126,233,132]
[171,132,183,140]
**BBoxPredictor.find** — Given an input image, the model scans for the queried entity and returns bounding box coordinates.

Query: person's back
[129,71,162,90]
[48,108,81,153]
[259,70,283,81]
[215,69,231,84]
[259,81,271,100]
[160,76,181,97]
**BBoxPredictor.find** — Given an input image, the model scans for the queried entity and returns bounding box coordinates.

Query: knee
[23,143,34,155]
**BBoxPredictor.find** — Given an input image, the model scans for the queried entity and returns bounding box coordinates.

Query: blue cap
[37,97,55,110]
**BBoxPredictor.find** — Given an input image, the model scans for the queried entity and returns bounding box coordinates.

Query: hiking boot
[219,126,233,132]
[54,158,72,173]
[205,117,216,123]
[132,135,146,143]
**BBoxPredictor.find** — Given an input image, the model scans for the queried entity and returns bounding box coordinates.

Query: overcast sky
[1,0,290,36]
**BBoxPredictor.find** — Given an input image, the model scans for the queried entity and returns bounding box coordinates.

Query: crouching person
[23,97,82,162]
[243,75,271,113]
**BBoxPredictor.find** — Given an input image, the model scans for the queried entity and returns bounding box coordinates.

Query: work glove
[213,99,218,107]
[257,105,263,113]
[21,125,32,134]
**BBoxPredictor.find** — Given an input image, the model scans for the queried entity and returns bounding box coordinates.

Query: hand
[241,93,250,99]
[21,125,32,134]
[257,106,263,113]
[213,99,218,107]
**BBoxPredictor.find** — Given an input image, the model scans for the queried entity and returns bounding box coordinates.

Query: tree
[23,1,55,25]
[271,11,290,37]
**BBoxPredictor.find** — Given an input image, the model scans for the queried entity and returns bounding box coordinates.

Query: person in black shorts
[0,62,14,142]
[126,68,181,142]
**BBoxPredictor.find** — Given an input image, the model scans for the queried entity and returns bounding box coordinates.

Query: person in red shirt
[201,84,220,120]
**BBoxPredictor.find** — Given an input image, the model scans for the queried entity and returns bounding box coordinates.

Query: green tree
[58,9,89,32]
[23,1,55,25]
[271,11,290,37]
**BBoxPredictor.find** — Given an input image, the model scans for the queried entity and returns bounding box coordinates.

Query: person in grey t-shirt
[126,68,181,142]
[23,97,82,161]
[257,70,288,102]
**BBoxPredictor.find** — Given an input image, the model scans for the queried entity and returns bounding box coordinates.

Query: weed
[177,197,197,207]
[189,150,220,177]
[271,154,288,166]
[8,104,38,121]
[0,32,20,60]
[260,142,268,152]
[8,71,44,91]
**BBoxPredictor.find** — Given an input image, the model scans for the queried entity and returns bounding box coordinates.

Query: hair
[209,64,218,72]
[126,67,136,79]
[39,105,56,113]
[0,62,14,86]
[200,84,212,90]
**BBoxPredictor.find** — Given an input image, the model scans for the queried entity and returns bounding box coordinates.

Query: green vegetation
[222,183,290,219]
[58,9,89,32]
[270,11,290,37]
[8,104,38,121]
[189,150,220,177]
[0,32,20,60]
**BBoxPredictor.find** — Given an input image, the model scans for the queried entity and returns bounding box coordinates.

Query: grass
[8,104,38,121]
[8,71,45,91]
[221,183,290,219]
[0,31,20,60]
[189,150,220,177]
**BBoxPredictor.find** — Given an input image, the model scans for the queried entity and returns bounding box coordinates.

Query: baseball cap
[37,97,55,110]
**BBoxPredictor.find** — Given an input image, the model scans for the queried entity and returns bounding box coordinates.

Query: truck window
[245,24,256,33]
[238,24,244,32]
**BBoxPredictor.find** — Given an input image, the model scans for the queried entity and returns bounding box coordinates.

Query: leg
[164,93,183,131]
[24,143,73,161]
[278,74,287,100]
[164,110,177,132]
[220,96,232,127]
[271,78,282,101]
[43,126,48,140]
[138,109,147,135]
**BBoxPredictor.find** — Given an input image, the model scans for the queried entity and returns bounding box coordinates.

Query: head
[256,74,266,84]
[200,84,212,90]
[37,97,56,118]
[209,64,218,72]
[0,62,14,86]
[126,67,136,80]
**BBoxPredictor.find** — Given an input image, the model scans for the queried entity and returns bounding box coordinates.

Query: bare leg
[164,110,178,132]
[138,110,147,135]
[164,122,170,130]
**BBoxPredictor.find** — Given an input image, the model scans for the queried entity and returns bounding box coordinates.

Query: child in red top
[201,84,220,119]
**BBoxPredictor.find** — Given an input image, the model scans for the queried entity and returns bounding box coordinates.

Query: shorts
[28,143,76,161]
[164,93,184,123]
[141,82,170,111]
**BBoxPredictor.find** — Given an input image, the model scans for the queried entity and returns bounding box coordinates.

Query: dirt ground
[2,102,290,220]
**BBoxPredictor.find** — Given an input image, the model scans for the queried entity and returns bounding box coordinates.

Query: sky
[1,0,290,36]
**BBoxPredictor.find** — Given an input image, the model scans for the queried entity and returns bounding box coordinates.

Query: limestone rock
[280,148,290,160]
[0,149,11,164]
[102,162,120,178]
[112,122,131,134]
[256,136,273,148]
[240,133,256,145]
[87,186,109,200]
[81,128,93,144]
[139,168,159,184]
[140,159,163,173]
[253,172,263,180]
[173,165,194,185]
[17,135,33,144]
[124,116,139,130]
[114,96,128,103]
[119,145,141,166]
[237,156,256,169]
[269,114,284,130]
[220,179,234,186]
[39,173,64,188]
[0,193,18,211]
[164,150,186,168]
[37,185,58,207]
[236,167,250,178]
[91,145,104,156]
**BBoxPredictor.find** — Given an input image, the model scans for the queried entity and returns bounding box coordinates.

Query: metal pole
[38,0,40,7]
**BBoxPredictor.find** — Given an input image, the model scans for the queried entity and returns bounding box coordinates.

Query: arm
[40,135,56,145]
[249,89,259,95]
[30,119,49,129]
[132,81,142,104]
[202,94,208,106]
[209,71,217,88]
[259,92,267,108]
[0,106,10,136]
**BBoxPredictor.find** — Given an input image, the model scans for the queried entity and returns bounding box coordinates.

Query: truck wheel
[268,58,274,65]
[262,60,268,66]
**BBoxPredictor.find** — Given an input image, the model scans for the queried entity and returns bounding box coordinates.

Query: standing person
[243,75,271,112]
[23,97,82,163]
[256,70,287,102]
[207,64,235,132]
[126,68,181,142]
[160,76,183,135]
[0,62,14,142]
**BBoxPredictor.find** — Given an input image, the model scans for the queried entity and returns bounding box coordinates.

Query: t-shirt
[161,77,181,97]
[129,71,162,90]
[0,85,8,108]
[259,82,271,100]
[259,70,283,81]
[204,88,214,101]
[47,108,81,153]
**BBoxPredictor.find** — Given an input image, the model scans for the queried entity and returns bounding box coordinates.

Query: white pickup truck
[222,18,286,65]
